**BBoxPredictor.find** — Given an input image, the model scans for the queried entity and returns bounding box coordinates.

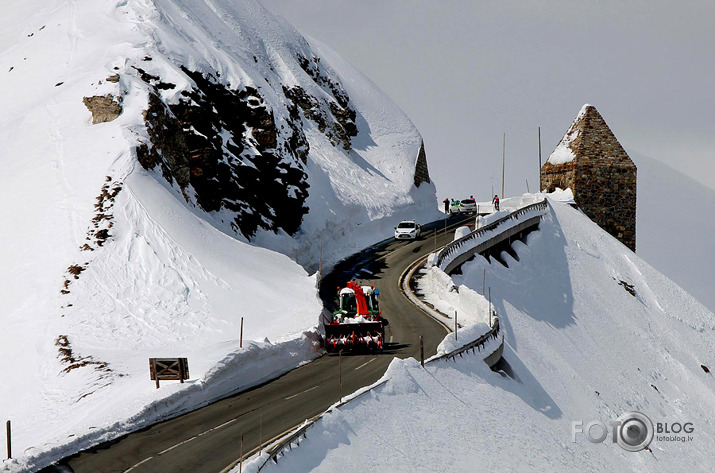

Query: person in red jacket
[492,194,500,211]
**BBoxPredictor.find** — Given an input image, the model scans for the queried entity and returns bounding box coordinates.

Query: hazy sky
[262,0,714,200]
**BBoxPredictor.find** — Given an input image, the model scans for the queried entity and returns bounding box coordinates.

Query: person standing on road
[469,195,475,202]
[443,197,450,213]
[492,194,500,211]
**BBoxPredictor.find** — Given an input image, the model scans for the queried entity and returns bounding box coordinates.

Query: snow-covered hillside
[635,152,715,315]
[248,194,715,472]
[0,0,438,470]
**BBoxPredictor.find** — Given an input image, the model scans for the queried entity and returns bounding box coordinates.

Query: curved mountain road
[49,214,473,473]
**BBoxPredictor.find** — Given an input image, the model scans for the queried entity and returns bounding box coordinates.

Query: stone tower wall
[574,163,637,251]
[540,161,575,193]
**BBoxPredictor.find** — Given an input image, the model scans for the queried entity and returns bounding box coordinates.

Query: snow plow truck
[324,281,388,352]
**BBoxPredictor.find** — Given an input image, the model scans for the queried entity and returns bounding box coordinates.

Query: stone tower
[541,104,637,251]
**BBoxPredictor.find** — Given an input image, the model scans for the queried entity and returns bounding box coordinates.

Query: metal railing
[429,316,501,363]
[435,199,548,270]
[254,380,388,471]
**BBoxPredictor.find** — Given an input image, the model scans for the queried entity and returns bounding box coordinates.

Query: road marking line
[284,385,318,400]
[158,436,197,455]
[199,417,237,436]
[123,456,153,472]
[158,417,239,456]
[355,357,376,371]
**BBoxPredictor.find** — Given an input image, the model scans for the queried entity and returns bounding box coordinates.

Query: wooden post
[240,433,244,473]
[156,377,160,389]
[338,350,343,401]
[240,316,244,348]
[420,336,424,367]
[454,310,458,341]
[179,360,185,384]
[502,133,506,198]
[319,235,323,290]
[6,420,11,460]
[489,287,492,327]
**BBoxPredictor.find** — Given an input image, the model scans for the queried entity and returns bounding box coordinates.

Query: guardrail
[253,380,389,472]
[435,199,548,271]
[429,316,501,363]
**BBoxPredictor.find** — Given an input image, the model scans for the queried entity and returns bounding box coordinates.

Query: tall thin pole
[538,126,542,190]
[526,179,530,193]
[502,133,506,198]
[259,412,263,456]
[482,268,486,295]
[454,310,458,341]
[6,420,10,460]
[240,316,243,348]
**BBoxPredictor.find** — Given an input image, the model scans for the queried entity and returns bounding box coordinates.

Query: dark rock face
[287,54,359,150]
[136,67,310,238]
[413,141,431,187]
[541,105,637,251]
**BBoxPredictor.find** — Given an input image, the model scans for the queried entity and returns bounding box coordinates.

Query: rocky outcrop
[135,67,310,238]
[83,94,122,124]
[413,141,431,187]
[287,53,359,150]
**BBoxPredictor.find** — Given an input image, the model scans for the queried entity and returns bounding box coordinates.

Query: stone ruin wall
[540,161,576,194]
[575,162,636,251]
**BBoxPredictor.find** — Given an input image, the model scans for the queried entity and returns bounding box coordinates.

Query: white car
[394,220,422,240]
[449,199,477,214]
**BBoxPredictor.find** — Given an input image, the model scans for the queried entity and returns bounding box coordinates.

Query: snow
[546,103,591,165]
[243,194,715,473]
[0,0,437,471]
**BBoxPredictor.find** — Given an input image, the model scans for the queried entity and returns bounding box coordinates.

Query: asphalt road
[49,214,472,473]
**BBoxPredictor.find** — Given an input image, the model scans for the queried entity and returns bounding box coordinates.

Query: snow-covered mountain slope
[250,195,715,472]
[0,0,437,470]
[635,152,715,315]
